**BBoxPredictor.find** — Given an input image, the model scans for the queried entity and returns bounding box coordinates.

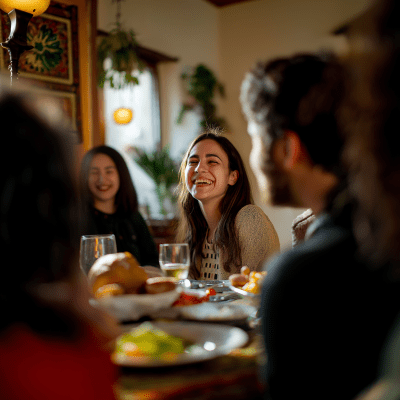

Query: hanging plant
[97,25,144,89]
[177,64,227,130]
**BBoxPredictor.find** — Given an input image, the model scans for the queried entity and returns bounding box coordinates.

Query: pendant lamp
[0,0,50,84]
[110,0,134,125]
[0,0,50,15]
[113,107,133,124]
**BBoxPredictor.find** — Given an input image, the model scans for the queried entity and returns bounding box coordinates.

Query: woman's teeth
[195,179,212,185]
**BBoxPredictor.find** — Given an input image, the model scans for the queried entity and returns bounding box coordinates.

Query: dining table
[108,280,266,400]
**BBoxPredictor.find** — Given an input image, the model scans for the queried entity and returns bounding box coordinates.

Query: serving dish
[180,302,257,324]
[91,288,180,321]
[112,320,249,367]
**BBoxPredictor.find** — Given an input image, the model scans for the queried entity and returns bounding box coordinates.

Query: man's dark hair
[241,53,345,175]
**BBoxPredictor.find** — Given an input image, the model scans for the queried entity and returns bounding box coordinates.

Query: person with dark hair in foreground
[176,129,280,280]
[240,52,400,400]
[0,87,119,399]
[337,0,400,398]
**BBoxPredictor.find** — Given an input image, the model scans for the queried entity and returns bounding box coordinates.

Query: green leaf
[179,63,226,130]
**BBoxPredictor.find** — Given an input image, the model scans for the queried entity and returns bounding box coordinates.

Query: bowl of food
[228,267,267,308]
[88,252,180,321]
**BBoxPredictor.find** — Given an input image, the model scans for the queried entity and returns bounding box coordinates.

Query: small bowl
[92,288,180,321]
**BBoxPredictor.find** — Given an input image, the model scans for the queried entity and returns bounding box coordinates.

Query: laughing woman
[176,130,280,280]
[79,146,159,273]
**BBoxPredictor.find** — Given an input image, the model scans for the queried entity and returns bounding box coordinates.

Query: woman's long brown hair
[176,130,252,278]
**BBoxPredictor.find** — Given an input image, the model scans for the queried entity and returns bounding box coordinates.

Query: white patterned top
[200,240,221,280]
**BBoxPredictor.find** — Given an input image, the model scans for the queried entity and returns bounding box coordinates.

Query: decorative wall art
[0,0,81,141]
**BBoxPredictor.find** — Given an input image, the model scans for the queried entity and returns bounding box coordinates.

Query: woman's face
[185,139,238,205]
[88,153,120,208]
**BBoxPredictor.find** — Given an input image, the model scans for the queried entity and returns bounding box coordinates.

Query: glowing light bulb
[113,108,133,124]
[0,0,50,16]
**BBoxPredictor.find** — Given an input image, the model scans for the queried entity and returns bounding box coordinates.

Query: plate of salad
[112,320,249,367]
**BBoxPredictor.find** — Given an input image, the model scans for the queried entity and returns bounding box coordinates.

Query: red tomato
[206,288,216,297]
[172,291,210,307]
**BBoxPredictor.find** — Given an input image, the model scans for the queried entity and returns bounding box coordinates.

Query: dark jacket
[261,207,400,400]
[87,207,159,268]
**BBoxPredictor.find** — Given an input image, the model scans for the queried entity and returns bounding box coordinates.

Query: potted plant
[97,25,144,89]
[177,64,227,130]
[128,146,179,218]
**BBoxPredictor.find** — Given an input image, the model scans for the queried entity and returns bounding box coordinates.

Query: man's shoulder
[266,219,354,278]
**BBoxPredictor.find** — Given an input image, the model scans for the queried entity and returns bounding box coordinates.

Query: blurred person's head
[240,53,345,214]
[80,146,138,215]
[0,85,90,336]
[176,128,252,276]
[337,0,400,268]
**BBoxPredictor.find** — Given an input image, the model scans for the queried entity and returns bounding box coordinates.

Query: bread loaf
[229,273,249,287]
[88,252,148,297]
[145,277,176,294]
[94,283,125,299]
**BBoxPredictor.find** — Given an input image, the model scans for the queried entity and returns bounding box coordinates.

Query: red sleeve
[0,326,117,400]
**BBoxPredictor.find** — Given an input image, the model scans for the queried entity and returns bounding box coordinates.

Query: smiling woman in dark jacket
[79,146,159,273]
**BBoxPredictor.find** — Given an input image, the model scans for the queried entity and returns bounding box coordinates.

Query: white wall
[97,0,372,249]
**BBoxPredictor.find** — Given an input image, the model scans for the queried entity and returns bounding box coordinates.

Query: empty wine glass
[159,243,190,281]
[80,234,117,274]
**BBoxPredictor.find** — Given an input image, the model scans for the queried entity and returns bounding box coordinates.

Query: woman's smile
[96,184,113,191]
[192,177,214,186]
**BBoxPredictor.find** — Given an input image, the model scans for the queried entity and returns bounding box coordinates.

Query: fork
[208,293,241,302]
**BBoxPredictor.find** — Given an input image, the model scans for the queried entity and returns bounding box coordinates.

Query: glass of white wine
[159,243,190,280]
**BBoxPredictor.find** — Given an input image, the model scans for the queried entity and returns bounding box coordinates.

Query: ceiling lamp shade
[0,0,50,16]
[113,108,133,124]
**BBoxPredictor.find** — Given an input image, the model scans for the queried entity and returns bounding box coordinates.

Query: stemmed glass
[159,243,190,281]
[80,234,117,274]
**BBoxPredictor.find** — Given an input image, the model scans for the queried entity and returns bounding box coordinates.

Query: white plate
[112,320,249,367]
[92,288,180,321]
[180,302,257,323]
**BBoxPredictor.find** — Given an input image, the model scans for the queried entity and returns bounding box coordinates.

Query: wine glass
[80,234,117,274]
[159,243,190,281]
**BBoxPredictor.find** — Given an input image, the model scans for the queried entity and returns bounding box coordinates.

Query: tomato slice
[206,288,216,297]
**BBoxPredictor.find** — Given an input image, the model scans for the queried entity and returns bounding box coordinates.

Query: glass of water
[159,243,190,280]
[80,234,117,274]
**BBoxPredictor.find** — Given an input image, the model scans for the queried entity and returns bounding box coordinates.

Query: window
[104,66,161,217]
[98,34,178,219]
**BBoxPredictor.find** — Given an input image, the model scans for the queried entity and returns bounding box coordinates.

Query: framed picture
[31,87,79,140]
[0,1,82,141]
